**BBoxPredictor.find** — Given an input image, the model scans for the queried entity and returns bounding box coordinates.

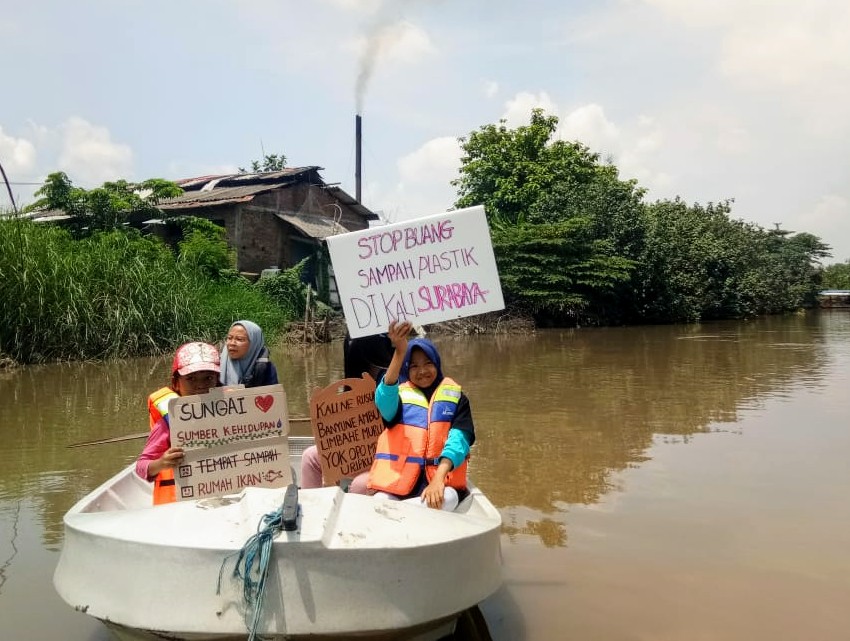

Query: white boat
[54,437,502,641]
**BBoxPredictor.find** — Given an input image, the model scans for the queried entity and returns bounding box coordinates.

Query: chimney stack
[355,114,362,203]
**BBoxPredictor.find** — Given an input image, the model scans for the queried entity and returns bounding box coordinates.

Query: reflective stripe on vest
[153,474,176,505]
[368,377,468,495]
[148,387,178,430]
[148,387,180,505]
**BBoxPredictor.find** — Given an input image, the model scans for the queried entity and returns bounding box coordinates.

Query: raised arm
[382,320,413,386]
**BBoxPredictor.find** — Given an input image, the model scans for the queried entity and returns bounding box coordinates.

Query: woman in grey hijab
[219,320,279,387]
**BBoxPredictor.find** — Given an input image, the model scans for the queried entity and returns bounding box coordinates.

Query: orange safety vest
[147,386,179,505]
[368,377,468,495]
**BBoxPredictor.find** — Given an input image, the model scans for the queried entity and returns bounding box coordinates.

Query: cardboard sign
[168,384,291,501]
[326,206,505,338]
[309,375,384,486]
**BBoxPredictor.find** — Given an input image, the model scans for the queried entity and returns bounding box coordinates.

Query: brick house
[157,167,378,303]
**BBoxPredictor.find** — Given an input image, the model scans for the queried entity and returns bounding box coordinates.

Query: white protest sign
[168,384,291,501]
[326,205,505,338]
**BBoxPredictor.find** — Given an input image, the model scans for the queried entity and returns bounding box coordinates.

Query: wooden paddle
[67,416,312,448]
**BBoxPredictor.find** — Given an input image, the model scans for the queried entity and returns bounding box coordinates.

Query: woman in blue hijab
[368,321,475,511]
[220,320,279,387]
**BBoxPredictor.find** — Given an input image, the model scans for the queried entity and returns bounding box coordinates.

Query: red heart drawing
[255,395,274,412]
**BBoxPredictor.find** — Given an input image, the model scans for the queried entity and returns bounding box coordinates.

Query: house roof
[276,212,351,239]
[159,167,378,220]
[17,209,72,223]
[175,167,318,190]
[157,182,282,210]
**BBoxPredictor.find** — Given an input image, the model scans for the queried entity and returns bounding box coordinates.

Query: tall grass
[0,218,291,363]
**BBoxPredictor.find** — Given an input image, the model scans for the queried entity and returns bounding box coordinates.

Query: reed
[0,218,291,363]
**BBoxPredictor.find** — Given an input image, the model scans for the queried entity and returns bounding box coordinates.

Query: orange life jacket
[368,377,468,495]
[147,386,179,505]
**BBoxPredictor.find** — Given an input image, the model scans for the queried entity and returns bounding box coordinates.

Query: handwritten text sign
[326,206,505,338]
[309,375,384,486]
[168,384,291,501]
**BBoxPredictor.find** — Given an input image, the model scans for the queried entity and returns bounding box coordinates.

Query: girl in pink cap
[136,342,221,505]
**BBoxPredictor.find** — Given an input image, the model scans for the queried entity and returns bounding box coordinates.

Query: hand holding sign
[168,384,291,501]
[327,206,504,338]
[309,375,384,487]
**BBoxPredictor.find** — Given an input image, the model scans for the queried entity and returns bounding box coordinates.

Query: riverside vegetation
[0,215,307,364]
[453,109,835,326]
[1,111,844,363]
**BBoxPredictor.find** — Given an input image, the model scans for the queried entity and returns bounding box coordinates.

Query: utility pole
[0,159,19,214]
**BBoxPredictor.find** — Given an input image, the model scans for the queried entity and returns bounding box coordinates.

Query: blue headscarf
[220,320,266,386]
[399,338,444,388]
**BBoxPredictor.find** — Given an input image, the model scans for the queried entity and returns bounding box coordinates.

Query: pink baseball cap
[172,342,221,376]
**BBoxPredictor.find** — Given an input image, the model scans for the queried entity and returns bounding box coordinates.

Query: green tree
[638,199,829,321]
[453,109,645,323]
[453,109,829,325]
[821,260,850,290]
[239,153,287,173]
[454,109,603,227]
[175,217,236,280]
[27,172,182,237]
[491,217,633,321]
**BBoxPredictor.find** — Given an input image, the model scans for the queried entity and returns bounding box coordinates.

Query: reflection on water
[443,314,830,549]
[1,312,849,640]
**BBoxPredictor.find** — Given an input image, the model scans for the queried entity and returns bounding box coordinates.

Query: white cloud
[323,0,384,12]
[719,13,850,87]
[165,160,240,181]
[484,80,499,98]
[398,136,461,183]
[367,136,461,222]
[640,0,850,105]
[714,126,750,155]
[502,91,558,127]
[58,117,133,185]
[557,103,621,154]
[0,126,37,174]
[500,95,674,194]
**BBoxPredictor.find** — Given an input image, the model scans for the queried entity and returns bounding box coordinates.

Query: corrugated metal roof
[16,209,71,222]
[326,185,379,221]
[176,167,319,191]
[159,183,281,210]
[277,212,351,239]
[159,166,379,221]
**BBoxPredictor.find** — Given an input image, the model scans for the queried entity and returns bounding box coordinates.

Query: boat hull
[54,453,502,640]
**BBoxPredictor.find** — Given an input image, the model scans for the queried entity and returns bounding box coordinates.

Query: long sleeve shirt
[375,377,474,470]
[135,417,170,481]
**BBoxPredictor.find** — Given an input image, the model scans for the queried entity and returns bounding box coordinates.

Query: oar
[67,416,312,448]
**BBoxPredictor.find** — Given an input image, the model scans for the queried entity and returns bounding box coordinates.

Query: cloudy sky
[2,0,849,262]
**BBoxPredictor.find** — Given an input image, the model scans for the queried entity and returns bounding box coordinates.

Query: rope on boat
[217,484,299,641]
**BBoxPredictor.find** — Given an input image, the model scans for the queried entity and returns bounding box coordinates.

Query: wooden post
[303,287,311,343]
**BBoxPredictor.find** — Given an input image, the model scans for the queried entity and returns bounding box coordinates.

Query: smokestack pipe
[355,114,362,203]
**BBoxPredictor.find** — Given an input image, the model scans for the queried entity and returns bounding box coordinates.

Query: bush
[175,217,236,279]
[254,259,309,319]
[0,217,288,362]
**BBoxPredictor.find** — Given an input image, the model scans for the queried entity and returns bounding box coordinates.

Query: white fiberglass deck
[54,437,502,641]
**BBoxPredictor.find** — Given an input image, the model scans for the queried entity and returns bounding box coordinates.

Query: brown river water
[1,313,849,640]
